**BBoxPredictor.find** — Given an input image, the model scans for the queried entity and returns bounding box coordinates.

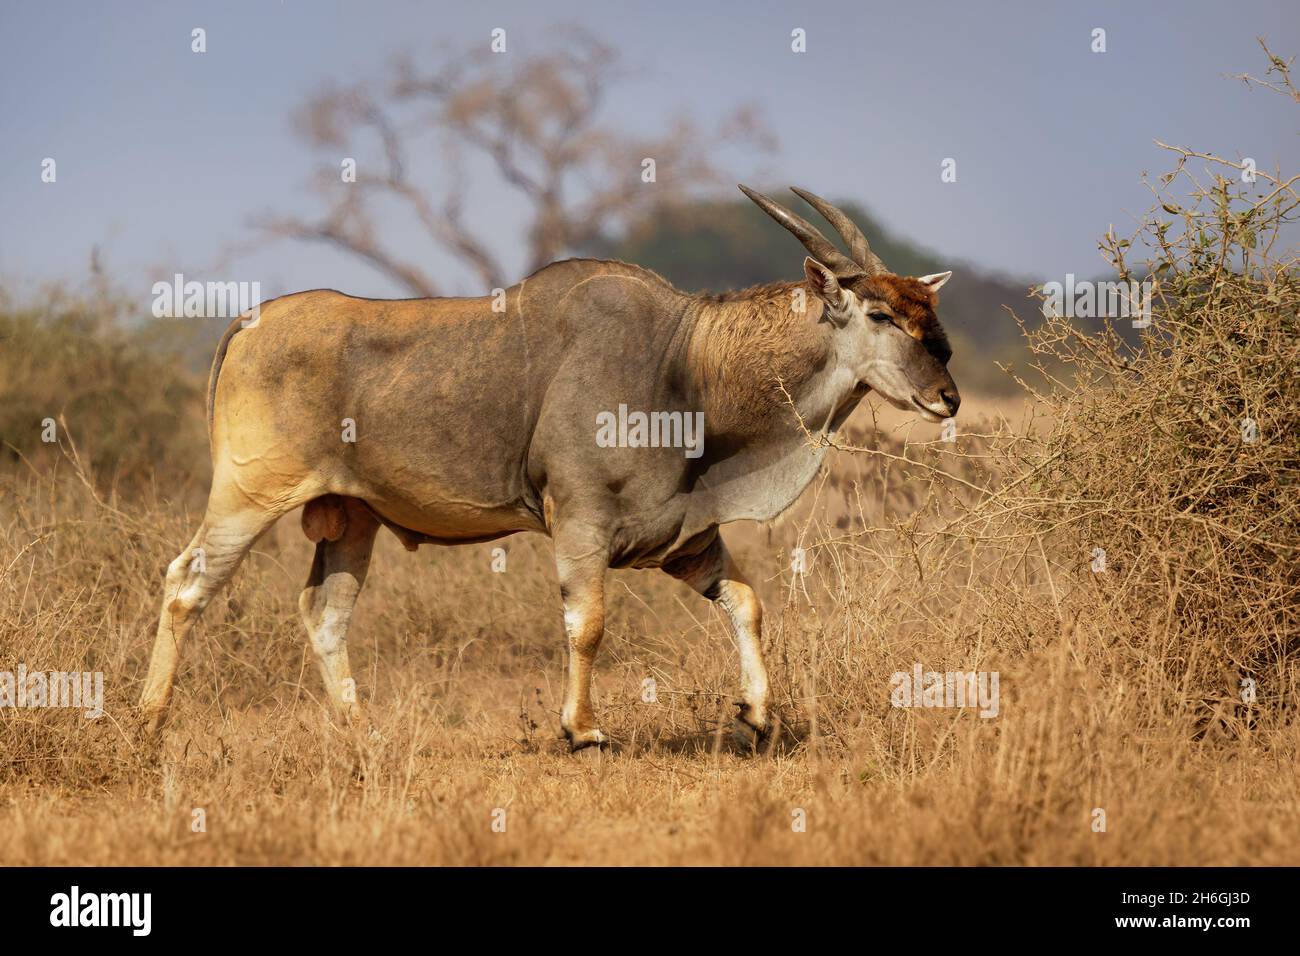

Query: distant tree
[260,30,774,295]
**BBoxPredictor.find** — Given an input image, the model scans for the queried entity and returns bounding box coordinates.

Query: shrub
[0,295,208,495]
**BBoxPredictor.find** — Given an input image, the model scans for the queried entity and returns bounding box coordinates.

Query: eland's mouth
[911,395,950,423]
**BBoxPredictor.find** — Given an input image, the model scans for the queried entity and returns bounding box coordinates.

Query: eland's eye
[868,311,892,323]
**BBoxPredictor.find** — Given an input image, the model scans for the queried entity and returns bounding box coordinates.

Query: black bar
[0,867,1285,941]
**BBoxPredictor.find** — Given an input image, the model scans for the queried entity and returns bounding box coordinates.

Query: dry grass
[2,50,1298,867]
[1,421,1296,866]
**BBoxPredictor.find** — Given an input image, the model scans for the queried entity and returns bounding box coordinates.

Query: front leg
[665,535,770,737]
[554,531,610,751]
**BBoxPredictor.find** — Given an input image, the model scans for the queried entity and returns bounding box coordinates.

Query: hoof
[330,704,368,732]
[732,706,772,751]
[564,727,609,753]
[137,707,167,740]
[133,711,166,763]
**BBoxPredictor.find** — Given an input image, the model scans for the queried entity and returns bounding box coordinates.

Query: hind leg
[139,496,284,734]
[552,520,611,751]
[298,497,380,722]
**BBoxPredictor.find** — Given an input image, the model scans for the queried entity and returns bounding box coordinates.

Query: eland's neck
[683,282,853,442]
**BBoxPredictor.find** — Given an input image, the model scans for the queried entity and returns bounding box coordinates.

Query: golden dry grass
[0,383,1295,866]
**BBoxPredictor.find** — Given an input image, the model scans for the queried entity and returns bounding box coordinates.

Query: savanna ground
[2,56,1298,866]
[2,386,1294,866]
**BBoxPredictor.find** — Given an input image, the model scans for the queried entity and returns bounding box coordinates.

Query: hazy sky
[2,0,1296,304]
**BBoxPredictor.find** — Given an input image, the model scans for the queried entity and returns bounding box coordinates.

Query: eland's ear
[803,257,851,326]
[918,270,953,293]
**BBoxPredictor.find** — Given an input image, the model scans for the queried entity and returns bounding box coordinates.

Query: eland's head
[740,184,960,422]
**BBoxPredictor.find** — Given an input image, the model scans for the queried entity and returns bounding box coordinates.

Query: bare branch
[258,27,776,291]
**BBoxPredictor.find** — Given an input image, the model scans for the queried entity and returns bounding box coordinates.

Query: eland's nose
[940,389,961,417]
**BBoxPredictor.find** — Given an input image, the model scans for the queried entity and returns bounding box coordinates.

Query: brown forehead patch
[851,273,952,363]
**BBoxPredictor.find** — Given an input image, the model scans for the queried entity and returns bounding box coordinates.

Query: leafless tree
[258,30,775,295]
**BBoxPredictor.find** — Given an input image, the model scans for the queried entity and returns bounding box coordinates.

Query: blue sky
[1,0,1296,305]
